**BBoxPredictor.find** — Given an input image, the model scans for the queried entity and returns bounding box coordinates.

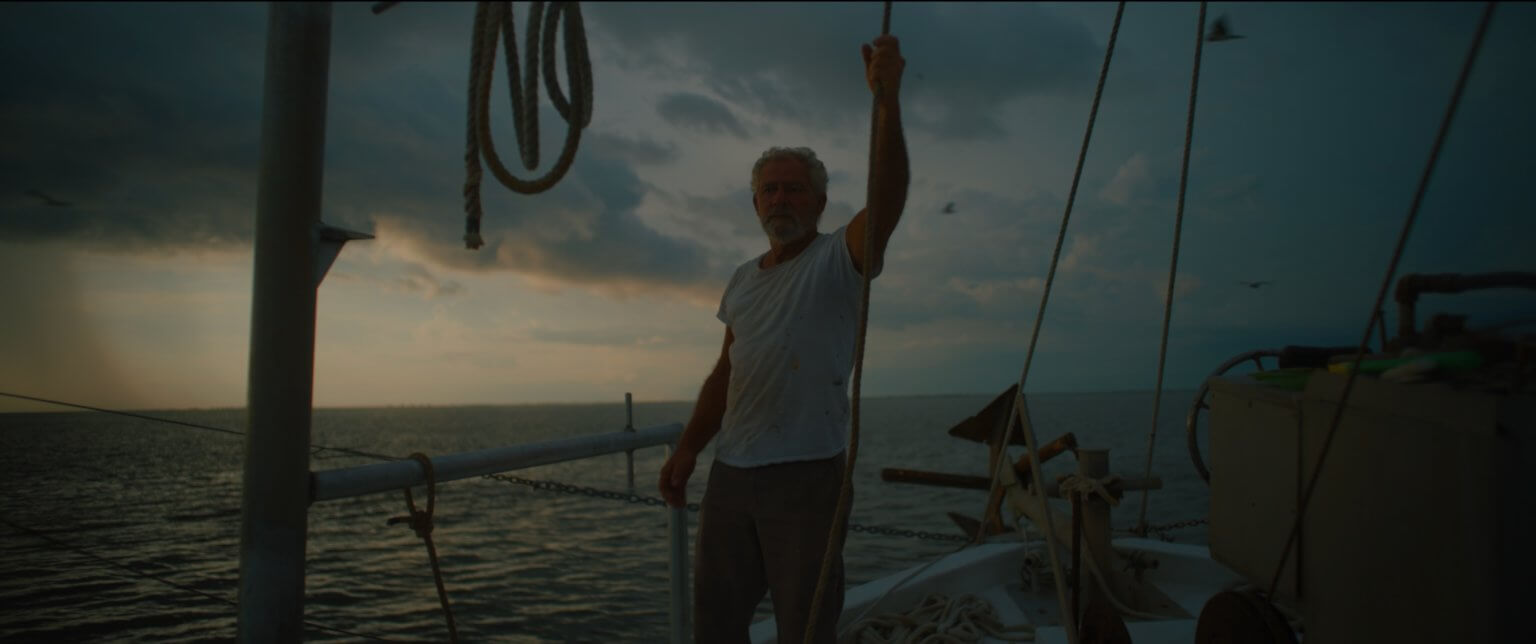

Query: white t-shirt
[714,227,868,467]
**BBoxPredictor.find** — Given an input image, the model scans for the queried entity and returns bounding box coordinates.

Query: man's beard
[761,210,814,245]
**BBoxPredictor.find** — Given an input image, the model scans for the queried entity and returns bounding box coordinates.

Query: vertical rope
[389,453,458,642]
[805,4,892,641]
[463,3,491,249]
[1134,0,1208,537]
[980,0,1127,487]
[1267,0,1499,598]
[973,5,1126,643]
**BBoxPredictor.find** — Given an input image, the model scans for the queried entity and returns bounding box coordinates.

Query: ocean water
[0,392,1210,642]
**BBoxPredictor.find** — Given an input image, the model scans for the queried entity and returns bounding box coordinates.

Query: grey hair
[750,146,829,196]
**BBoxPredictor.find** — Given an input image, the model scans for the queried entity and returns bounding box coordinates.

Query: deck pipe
[310,423,683,502]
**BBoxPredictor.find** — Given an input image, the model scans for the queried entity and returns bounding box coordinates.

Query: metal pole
[311,423,684,502]
[667,443,692,644]
[238,3,331,641]
[625,392,636,490]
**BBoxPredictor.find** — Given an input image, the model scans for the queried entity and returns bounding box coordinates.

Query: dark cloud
[585,3,1103,138]
[656,92,751,139]
[0,3,265,249]
[853,186,1066,329]
[371,152,722,300]
[663,189,762,248]
[0,3,726,299]
[586,132,681,166]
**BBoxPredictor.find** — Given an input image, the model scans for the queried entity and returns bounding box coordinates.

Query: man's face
[753,157,827,246]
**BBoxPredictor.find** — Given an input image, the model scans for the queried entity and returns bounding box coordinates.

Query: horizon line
[0,387,1205,415]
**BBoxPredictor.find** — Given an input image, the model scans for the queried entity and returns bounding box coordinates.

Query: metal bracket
[314,222,374,288]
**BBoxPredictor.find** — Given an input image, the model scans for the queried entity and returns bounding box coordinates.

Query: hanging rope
[973,4,1127,643]
[1005,485,1184,624]
[1134,0,1208,538]
[463,1,594,249]
[388,453,459,642]
[804,4,894,641]
[1267,0,1499,598]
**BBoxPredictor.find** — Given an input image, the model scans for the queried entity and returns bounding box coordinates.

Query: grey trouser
[694,454,849,644]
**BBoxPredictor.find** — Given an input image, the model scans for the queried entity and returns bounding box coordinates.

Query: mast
[237,3,332,640]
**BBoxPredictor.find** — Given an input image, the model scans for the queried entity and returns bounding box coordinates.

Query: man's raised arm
[847,33,910,277]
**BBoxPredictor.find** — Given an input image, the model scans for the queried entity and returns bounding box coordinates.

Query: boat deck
[751,537,1241,643]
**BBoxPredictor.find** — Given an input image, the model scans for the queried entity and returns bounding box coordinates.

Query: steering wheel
[1186,349,1282,484]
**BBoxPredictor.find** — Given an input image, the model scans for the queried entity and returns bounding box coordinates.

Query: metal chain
[1116,517,1209,542]
[1151,517,1209,531]
[483,473,969,543]
[485,472,698,511]
[847,523,968,543]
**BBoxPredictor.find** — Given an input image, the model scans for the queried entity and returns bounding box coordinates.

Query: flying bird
[1207,15,1245,42]
[941,202,956,215]
[25,189,72,207]
[1238,280,1272,289]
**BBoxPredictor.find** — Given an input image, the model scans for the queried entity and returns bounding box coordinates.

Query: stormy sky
[1,2,1532,411]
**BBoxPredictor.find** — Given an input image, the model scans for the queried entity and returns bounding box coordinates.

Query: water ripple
[1,397,1209,640]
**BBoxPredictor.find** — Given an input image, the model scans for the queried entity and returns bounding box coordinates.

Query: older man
[658,34,909,643]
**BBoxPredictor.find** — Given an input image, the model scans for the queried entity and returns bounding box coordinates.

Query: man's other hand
[659,449,697,508]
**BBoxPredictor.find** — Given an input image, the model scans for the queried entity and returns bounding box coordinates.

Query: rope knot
[387,452,458,642]
[389,452,440,537]
[1059,473,1122,506]
[389,508,435,539]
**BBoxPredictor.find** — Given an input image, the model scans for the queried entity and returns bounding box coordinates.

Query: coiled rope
[463,1,593,249]
[843,593,1037,643]
[1267,0,1499,599]
[388,453,458,642]
[804,3,893,641]
[1133,0,1208,537]
[975,4,1127,643]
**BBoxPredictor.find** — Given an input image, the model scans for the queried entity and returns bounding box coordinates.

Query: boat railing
[309,420,692,644]
[310,423,682,501]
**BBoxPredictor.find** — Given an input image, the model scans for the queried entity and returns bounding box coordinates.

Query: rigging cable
[1134,0,1209,537]
[975,3,1127,642]
[804,3,895,641]
[1266,0,1500,599]
[0,391,397,462]
[462,1,594,249]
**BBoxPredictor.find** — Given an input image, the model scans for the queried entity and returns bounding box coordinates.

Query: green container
[1325,350,1484,375]
[1250,368,1316,391]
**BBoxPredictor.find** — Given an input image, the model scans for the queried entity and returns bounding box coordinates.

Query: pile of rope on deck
[842,593,1036,643]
